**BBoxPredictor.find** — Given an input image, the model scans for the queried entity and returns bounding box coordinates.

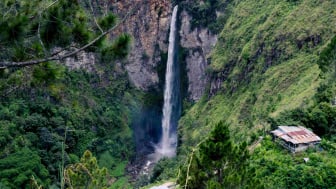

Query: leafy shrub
[0,148,50,188]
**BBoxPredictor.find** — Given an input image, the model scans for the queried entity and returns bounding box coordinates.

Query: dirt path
[248,136,264,152]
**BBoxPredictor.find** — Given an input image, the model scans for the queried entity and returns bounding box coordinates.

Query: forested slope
[0,0,138,188]
[180,0,336,147]
[176,0,336,188]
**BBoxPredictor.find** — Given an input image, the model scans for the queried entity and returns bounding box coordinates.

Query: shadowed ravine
[128,6,180,181]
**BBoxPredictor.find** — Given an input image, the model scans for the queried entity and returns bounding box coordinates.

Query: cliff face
[61,0,172,87]
[110,1,216,100]
[54,47,96,72]
[61,1,219,102]
[179,10,217,100]
[111,0,171,90]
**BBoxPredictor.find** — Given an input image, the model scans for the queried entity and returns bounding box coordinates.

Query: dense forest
[1,0,336,189]
[0,0,137,188]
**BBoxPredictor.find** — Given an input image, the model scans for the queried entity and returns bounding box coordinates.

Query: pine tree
[178,122,249,189]
[0,0,132,69]
[64,150,112,189]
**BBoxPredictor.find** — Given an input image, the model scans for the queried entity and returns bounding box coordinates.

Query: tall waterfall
[155,5,179,159]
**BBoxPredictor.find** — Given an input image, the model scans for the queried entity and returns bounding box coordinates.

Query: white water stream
[154,5,179,159]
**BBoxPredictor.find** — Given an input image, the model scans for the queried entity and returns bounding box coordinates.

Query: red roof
[287,130,307,137]
[271,126,321,144]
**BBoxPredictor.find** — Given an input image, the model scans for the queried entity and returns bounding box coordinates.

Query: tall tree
[178,122,249,189]
[64,150,112,189]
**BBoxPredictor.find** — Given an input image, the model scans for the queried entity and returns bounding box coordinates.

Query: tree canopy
[64,150,111,189]
[178,122,249,189]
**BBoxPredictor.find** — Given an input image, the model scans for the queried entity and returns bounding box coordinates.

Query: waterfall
[155,5,179,159]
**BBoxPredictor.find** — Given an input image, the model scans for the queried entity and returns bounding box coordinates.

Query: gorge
[1,0,336,188]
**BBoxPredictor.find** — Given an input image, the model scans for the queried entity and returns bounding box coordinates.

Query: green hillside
[175,0,336,188]
[180,0,336,146]
[0,1,137,188]
[0,66,139,188]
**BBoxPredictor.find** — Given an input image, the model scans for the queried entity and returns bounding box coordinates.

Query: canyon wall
[111,0,217,100]
[179,10,217,100]
[111,0,171,90]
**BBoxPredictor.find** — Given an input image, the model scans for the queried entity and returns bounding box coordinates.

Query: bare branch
[3,6,15,18]
[184,149,195,189]
[43,0,59,12]
[50,46,73,57]
[38,13,48,55]
[180,138,207,189]
[103,1,108,17]
[88,0,103,33]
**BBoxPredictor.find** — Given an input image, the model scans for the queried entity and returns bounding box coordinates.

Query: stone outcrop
[63,51,96,72]
[111,0,172,90]
[179,10,217,101]
[54,47,96,72]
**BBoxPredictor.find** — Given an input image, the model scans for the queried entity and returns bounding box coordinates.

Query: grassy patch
[109,177,132,189]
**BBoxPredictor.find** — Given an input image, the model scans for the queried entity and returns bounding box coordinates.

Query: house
[271,126,321,153]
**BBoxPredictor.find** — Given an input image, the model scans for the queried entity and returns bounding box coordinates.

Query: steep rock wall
[179,10,217,101]
[59,1,218,100]
[111,1,217,100]
[111,0,172,90]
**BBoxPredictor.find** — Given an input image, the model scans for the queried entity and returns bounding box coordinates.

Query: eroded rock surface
[179,10,217,100]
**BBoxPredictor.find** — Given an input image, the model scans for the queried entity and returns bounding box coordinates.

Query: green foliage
[109,177,132,189]
[0,121,16,148]
[270,77,336,138]
[178,122,248,189]
[150,158,179,183]
[319,35,336,72]
[101,34,132,62]
[180,0,336,147]
[0,15,29,42]
[0,63,139,187]
[0,0,95,62]
[97,152,133,189]
[32,62,65,85]
[247,137,336,189]
[0,0,127,63]
[0,148,49,188]
[179,0,230,33]
[98,13,117,31]
[179,1,336,188]
[64,150,110,189]
[0,0,134,188]
[40,0,91,47]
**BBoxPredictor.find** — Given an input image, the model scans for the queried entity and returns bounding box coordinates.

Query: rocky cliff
[179,10,217,100]
[109,0,217,100]
[110,0,171,90]
[54,47,96,72]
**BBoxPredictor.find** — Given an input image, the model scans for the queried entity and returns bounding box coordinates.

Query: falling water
[155,5,179,159]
